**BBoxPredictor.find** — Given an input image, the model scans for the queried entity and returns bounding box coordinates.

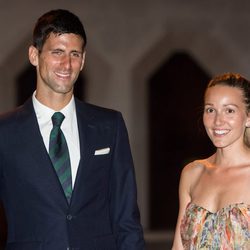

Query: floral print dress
[180,202,250,249]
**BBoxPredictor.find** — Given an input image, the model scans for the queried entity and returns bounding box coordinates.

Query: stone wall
[0,0,249,229]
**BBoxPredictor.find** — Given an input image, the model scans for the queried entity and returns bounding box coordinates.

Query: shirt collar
[32,91,76,125]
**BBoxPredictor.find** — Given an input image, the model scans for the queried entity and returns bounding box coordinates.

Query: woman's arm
[172,164,193,250]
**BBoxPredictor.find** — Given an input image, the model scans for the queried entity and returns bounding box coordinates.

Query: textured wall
[0,0,250,230]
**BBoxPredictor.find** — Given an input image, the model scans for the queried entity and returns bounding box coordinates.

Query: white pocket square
[94,147,110,155]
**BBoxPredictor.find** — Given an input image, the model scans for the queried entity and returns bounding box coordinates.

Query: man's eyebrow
[49,48,64,51]
[71,50,83,53]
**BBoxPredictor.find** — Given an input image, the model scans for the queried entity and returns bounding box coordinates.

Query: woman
[172,73,250,249]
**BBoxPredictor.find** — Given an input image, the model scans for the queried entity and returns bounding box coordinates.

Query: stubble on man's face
[36,33,85,99]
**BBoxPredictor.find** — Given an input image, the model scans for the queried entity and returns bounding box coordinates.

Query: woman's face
[203,85,250,149]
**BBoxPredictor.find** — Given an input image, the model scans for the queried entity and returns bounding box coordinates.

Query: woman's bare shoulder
[182,158,208,176]
[179,158,209,197]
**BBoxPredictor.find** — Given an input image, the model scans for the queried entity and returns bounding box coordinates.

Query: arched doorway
[148,51,214,229]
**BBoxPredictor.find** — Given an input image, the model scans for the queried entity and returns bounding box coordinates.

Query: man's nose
[61,55,71,69]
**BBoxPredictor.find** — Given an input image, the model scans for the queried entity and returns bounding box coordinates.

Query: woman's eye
[205,108,214,113]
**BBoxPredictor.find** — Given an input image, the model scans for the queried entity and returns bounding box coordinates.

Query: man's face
[29,32,85,97]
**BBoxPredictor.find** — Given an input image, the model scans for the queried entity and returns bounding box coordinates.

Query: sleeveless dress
[180,202,250,249]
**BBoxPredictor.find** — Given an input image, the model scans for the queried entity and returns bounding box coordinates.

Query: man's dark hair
[33,9,87,51]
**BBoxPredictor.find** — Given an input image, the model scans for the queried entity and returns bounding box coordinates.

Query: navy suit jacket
[0,98,145,250]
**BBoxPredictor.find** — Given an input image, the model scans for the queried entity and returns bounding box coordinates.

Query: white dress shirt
[32,92,80,187]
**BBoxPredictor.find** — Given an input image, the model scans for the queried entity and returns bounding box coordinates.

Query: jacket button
[67,214,73,220]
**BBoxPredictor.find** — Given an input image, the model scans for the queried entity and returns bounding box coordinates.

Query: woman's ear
[28,45,39,66]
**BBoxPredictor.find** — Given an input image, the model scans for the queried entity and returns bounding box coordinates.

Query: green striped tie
[49,112,72,203]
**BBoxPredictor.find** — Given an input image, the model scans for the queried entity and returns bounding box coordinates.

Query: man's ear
[246,115,250,128]
[28,45,39,66]
[80,51,86,71]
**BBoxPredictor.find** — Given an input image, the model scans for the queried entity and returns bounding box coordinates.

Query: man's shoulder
[75,99,122,121]
[0,106,23,122]
[0,99,32,126]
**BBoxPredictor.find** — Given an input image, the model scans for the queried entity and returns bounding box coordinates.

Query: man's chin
[53,85,74,95]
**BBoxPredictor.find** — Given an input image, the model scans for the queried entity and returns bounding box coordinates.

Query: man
[0,9,145,249]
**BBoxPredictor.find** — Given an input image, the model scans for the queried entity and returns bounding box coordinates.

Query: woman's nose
[214,113,224,126]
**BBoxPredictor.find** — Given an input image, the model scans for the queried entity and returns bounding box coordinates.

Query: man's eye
[52,50,62,55]
[72,52,81,58]
[226,109,235,114]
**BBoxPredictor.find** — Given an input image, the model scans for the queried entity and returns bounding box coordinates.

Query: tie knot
[51,112,65,127]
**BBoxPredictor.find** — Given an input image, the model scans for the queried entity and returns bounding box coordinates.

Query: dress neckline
[186,201,248,214]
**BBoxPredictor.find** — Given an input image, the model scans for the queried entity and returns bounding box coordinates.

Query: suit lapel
[70,100,98,207]
[17,99,69,208]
